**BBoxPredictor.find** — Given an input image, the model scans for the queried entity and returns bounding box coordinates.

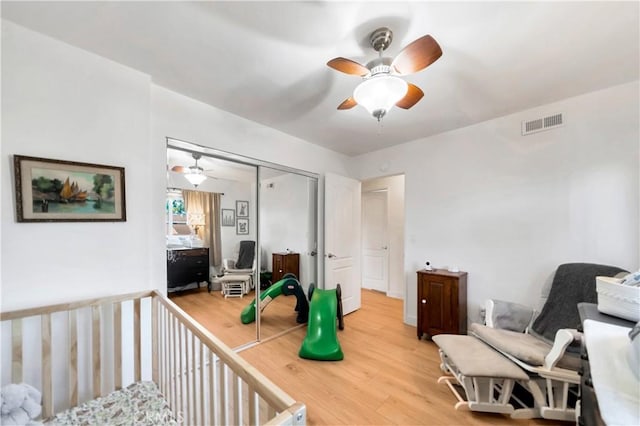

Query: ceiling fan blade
[327,57,369,76]
[337,97,358,110]
[396,83,424,109]
[391,35,442,75]
[171,165,185,173]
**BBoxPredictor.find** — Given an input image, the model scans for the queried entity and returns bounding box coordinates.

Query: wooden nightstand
[272,252,300,283]
[417,269,467,339]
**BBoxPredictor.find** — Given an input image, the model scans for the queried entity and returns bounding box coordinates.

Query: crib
[0,290,306,425]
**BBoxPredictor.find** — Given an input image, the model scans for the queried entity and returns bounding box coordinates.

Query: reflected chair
[222,240,256,294]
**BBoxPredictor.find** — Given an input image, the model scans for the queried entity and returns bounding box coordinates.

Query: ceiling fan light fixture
[328,28,442,121]
[184,154,207,187]
[185,166,207,186]
[353,75,408,121]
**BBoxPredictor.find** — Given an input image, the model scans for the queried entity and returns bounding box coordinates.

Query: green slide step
[298,287,344,361]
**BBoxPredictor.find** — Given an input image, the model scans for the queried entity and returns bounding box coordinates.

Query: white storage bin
[597,276,640,322]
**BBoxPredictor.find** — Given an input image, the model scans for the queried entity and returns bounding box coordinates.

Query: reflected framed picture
[236,200,249,218]
[236,218,249,235]
[14,155,126,222]
[221,208,235,226]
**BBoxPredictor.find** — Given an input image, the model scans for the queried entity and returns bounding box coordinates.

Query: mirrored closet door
[166,144,259,349]
[165,138,319,348]
[258,166,318,341]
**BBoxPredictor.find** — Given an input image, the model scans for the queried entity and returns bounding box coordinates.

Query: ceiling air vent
[521,113,564,136]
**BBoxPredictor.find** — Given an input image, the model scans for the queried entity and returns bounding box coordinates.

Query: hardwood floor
[175,288,560,425]
[169,286,304,348]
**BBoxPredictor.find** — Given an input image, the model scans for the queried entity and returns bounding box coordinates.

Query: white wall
[1,21,351,311]
[1,21,153,310]
[151,85,350,176]
[352,81,640,325]
[150,85,350,292]
[362,175,405,299]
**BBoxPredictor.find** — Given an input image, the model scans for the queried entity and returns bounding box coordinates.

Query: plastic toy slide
[298,285,344,361]
[240,276,309,324]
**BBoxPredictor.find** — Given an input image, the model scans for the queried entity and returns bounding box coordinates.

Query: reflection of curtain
[210,193,222,268]
[183,190,222,268]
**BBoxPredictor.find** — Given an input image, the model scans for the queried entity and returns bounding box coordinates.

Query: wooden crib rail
[0,290,153,321]
[1,291,154,419]
[1,290,305,425]
[152,290,306,425]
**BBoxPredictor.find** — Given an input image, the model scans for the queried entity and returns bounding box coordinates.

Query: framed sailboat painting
[14,155,126,222]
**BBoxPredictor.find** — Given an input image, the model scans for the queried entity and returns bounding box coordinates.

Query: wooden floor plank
[177,288,559,425]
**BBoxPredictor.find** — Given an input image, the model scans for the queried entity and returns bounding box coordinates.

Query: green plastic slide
[240,279,285,324]
[298,288,344,361]
[240,276,310,324]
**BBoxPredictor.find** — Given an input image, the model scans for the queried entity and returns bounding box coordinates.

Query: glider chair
[434,262,627,421]
[221,240,256,296]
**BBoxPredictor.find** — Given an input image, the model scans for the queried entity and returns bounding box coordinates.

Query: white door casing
[362,191,389,293]
[324,173,361,315]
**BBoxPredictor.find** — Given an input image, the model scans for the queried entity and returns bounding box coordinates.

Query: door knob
[421,299,427,304]
[382,246,388,250]
[310,250,317,256]
[327,253,336,258]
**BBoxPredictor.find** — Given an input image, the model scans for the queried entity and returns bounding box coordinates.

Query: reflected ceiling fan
[327,27,442,121]
[170,153,213,187]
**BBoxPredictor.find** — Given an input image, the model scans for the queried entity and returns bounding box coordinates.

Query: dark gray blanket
[236,240,255,269]
[530,263,627,345]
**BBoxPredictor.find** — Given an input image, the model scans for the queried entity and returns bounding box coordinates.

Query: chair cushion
[218,274,251,283]
[471,323,548,366]
[470,323,580,370]
[226,268,253,274]
[486,299,533,332]
[433,334,528,380]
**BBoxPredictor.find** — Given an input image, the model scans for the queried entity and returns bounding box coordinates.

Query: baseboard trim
[406,315,417,327]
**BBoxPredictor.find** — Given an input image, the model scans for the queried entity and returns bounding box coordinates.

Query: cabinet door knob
[421,299,427,304]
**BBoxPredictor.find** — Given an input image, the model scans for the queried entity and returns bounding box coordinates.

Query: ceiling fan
[327,27,442,121]
[170,153,210,187]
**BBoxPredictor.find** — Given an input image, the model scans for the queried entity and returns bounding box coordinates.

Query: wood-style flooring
[174,288,559,425]
[169,286,304,348]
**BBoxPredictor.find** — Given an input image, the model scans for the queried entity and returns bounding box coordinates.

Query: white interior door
[324,173,361,315]
[362,191,389,293]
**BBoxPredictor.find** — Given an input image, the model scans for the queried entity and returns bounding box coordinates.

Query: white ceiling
[3,1,639,156]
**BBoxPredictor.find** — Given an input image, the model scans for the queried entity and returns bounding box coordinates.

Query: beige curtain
[183,190,222,268]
